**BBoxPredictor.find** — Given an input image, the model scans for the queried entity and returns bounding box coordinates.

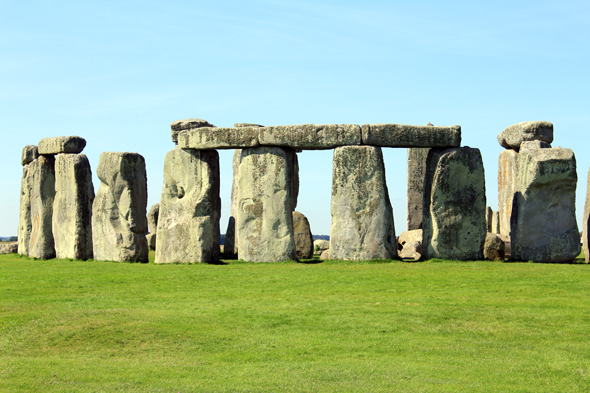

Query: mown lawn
[0,252,589,392]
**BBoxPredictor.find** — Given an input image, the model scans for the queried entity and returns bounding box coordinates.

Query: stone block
[224,149,242,259]
[491,211,500,234]
[407,148,430,231]
[486,206,493,232]
[29,155,56,259]
[171,118,215,144]
[293,211,313,259]
[258,124,361,150]
[21,145,38,166]
[18,161,35,256]
[497,121,553,151]
[484,232,505,261]
[361,124,461,148]
[148,203,160,234]
[177,127,259,150]
[38,136,86,154]
[498,149,518,236]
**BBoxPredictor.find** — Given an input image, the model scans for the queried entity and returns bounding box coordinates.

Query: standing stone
[146,203,160,250]
[422,147,487,260]
[584,168,590,263]
[18,160,35,256]
[486,206,493,232]
[53,154,94,260]
[407,148,430,230]
[236,147,298,262]
[511,147,579,263]
[29,155,56,259]
[491,211,500,234]
[330,146,397,261]
[498,149,518,236]
[223,149,242,258]
[484,233,505,261]
[155,148,221,264]
[293,211,313,259]
[92,152,148,262]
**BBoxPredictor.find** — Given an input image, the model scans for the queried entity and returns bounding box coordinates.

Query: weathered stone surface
[293,211,313,259]
[146,233,156,250]
[38,136,86,154]
[484,233,505,261]
[407,148,430,230]
[320,249,330,260]
[171,119,215,144]
[29,155,56,259]
[497,121,553,151]
[314,239,329,252]
[92,152,148,262]
[584,168,590,263]
[259,124,362,150]
[178,127,259,150]
[362,124,461,148]
[422,147,487,260]
[223,149,242,259]
[21,145,38,166]
[148,203,160,234]
[18,162,35,256]
[486,206,493,232]
[236,147,298,262]
[498,149,518,236]
[399,241,421,261]
[330,146,397,261]
[491,211,500,234]
[0,243,17,254]
[155,148,221,264]
[53,154,94,260]
[234,123,264,128]
[500,234,511,258]
[511,147,579,263]
[398,230,422,250]
[520,140,552,151]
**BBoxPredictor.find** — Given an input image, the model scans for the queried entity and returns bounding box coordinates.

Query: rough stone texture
[178,127,259,150]
[155,148,221,264]
[18,161,35,256]
[520,140,552,151]
[170,119,215,144]
[486,206,493,232]
[236,147,298,262]
[484,233,505,261]
[584,168,590,263]
[38,136,86,155]
[146,233,156,250]
[320,249,330,260]
[330,146,397,261]
[92,152,148,262]
[491,211,500,234]
[397,229,422,250]
[407,148,430,231]
[497,121,553,151]
[498,149,518,236]
[499,234,511,258]
[362,124,461,148]
[511,147,579,263]
[314,239,329,252]
[29,155,56,259]
[21,145,38,166]
[422,147,487,260]
[293,211,313,259]
[53,154,95,260]
[234,123,264,128]
[223,149,242,259]
[0,243,18,254]
[148,203,160,234]
[399,241,422,261]
[259,124,362,150]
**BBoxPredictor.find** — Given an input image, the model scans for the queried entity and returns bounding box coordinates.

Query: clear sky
[1,0,589,238]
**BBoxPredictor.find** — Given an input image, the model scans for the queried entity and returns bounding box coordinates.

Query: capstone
[361,124,461,148]
[497,121,553,151]
[171,119,215,144]
[38,136,86,155]
[258,124,361,150]
[21,145,39,166]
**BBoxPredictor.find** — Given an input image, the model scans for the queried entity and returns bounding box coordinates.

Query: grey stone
[0,243,17,254]
[29,155,56,259]
[520,140,552,151]
[234,123,264,128]
[236,147,298,262]
[18,161,35,256]
[361,124,461,148]
[397,229,422,250]
[170,119,215,144]
[148,203,160,234]
[53,154,94,260]
[330,146,397,261]
[497,121,553,151]
[258,124,362,150]
[486,206,493,232]
[21,145,38,166]
[314,239,329,252]
[38,136,86,155]
[484,233,505,261]
[491,211,500,234]
[399,241,422,261]
[146,233,156,251]
[422,147,487,260]
[407,148,430,230]
[177,127,259,150]
[223,149,242,259]
[498,149,518,236]
[511,147,579,263]
[92,152,148,262]
[293,211,313,259]
[320,249,330,260]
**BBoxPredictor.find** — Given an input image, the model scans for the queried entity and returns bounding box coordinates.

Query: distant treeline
[0,236,17,242]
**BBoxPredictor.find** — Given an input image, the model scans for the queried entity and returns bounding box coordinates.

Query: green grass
[1,253,589,392]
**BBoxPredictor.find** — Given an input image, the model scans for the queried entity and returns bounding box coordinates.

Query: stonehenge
[293,211,314,260]
[146,203,159,250]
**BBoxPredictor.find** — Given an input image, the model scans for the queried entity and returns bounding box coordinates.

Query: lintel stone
[259,124,362,150]
[177,126,260,149]
[361,124,461,148]
[38,136,86,155]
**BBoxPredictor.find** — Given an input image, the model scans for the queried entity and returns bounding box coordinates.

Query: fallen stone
[177,126,259,150]
[397,229,422,250]
[484,232,505,261]
[21,145,38,166]
[53,154,95,260]
[0,243,17,254]
[155,148,221,264]
[399,241,421,261]
[92,152,148,262]
[422,147,487,260]
[330,146,397,261]
[29,155,56,259]
[236,147,298,262]
[258,124,361,150]
[320,249,330,260]
[293,211,313,259]
[361,124,461,148]
[18,161,35,256]
[223,149,242,259]
[498,149,518,236]
[497,121,553,151]
[38,136,86,155]
[511,147,579,262]
[407,148,430,230]
[148,203,160,234]
[170,119,215,144]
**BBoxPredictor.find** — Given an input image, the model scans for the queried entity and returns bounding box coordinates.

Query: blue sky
[1,0,589,237]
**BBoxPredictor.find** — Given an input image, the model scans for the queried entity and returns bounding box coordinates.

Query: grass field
[1,252,589,392]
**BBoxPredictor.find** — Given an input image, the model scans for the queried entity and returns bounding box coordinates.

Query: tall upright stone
[92,152,148,262]
[422,147,486,260]
[236,147,298,262]
[486,206,493,232]
[29,155,56,259]
[53,154,94,260]
[407,147,430,231]
[330,146,397,261]
[155,148,221,264]
[491,211,500,234]
[223,148,242,258]
[146,203,160,250]
[498,149,518,236]
[511,147,579,263]
[18,154,36,256]
[293,211,313,259]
